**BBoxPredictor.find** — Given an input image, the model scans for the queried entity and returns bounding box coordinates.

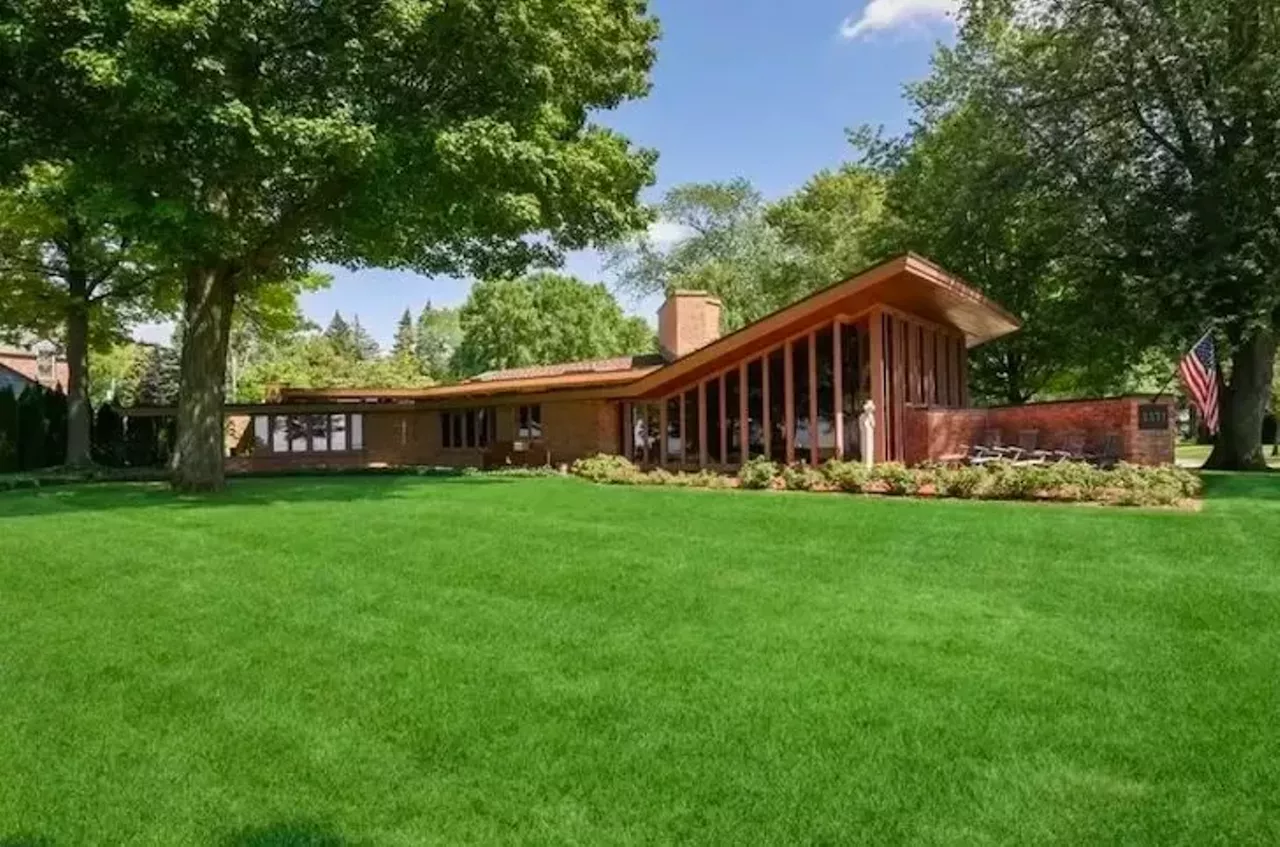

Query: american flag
[1179,332,1220,434]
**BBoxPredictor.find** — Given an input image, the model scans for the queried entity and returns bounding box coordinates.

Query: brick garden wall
[903,396,1176,466]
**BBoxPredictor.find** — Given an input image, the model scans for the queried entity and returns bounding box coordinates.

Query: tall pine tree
[392,309,416,362]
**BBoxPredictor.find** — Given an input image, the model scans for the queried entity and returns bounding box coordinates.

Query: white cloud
[840,0,959,40]
[647,219,694,247]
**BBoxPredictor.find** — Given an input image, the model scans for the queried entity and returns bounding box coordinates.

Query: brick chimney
[657,290,723,361]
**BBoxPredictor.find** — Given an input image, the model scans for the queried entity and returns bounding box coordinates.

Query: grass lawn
[2,474,1278,845]
[1176,442,1280,468]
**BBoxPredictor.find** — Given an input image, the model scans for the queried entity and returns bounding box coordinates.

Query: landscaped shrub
[934,464,987,499]
[738,456,780,490]
[93,404,126,467]
[570,454,642,484]
[16,386,47,471]
[781,463,826,491]
[821,459,870,493]
[870,462,917,495]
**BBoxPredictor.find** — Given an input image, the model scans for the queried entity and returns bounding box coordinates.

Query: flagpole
[1151,329,1211,405]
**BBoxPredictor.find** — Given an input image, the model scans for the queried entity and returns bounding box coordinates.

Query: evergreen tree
[392,309,416,362]
[0,388,18,472]
[350,315,381,361]
[92,404,125,467]
[136,345,181,406]
[16,386,47,470]
[42,388,68,466]
[324,312,356,360]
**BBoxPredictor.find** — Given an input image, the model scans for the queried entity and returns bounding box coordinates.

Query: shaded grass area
[1,475,1278,844]
[1176,442,1280,468]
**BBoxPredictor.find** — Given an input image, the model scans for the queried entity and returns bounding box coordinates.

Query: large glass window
[443,408,493,449]
[253,416,270,449]
[841,323,861,461]
[518,405,542,440]
[815,325,836,460]
[330,414,348,451]
[665,396,682,464]
[724,370,741,464]
[791,337,810,457]
[747,358,764,458]
[768,348,786,462]
[705,380,722,464]
[645,404,662,463]
[271,415,289,452]
[683,389,700,462]
[351,414,364,450]
[630,405,647,463]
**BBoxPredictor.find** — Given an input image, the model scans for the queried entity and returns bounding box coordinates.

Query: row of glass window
[441,404,543,449]
[251,413,365,454]
[629,322,871,465]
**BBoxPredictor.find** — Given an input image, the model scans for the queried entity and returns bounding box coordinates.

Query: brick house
[126,253,1177,470]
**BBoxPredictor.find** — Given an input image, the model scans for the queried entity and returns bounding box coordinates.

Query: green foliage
[392,309,416,362]
[42,387,67,466]
[16,386,46,470]
[869,462,918,496]
[570,454,644,485]
[821,459,871,493]
[738,457,780,490]
[780,463,826,492]
[612,175,886,332]
[89,342,148,407]
[416,303,463,382]
[135,345,181,406]
[0,388,17,472]
[92,404,125,467]
[933,464,987,499]
[453,273,656,377]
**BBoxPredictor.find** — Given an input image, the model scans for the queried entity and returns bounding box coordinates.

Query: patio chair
[1051,431,1094,463]
[968,429,1020,464]
[1094,433,1122,469]
[1014,429,1053,465]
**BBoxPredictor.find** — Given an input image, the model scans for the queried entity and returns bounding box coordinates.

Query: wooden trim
[738,362,749,461]
[698,382,708,468]
[762,353,771,459]
[784,340,795,464]
[833,319,844,459]
[893,315,905,461]
[679,390,687,466]
[642,404,650,464]
[959,336,970,406]
[808,330,819,465]
[622,403,633,458]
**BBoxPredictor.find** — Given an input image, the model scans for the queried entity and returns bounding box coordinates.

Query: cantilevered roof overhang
[624,253,1021,400]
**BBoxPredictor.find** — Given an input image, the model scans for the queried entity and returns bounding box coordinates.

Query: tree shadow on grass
[0,473,534,521]
[223,820,359,847]
[1200,470,1280,503]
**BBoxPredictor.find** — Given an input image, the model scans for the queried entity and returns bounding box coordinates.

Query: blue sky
[141,1,958,346]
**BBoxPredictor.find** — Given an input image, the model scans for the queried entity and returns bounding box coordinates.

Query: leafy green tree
[89,342,147,407]
[416,303,464,382]
[1,0,659,489]
[454,273,655,376]
[960,0,1280,468]
[0,171,167,466]
[865,85,1143,404]
[766,164,886,298]
[612,180,786,330]
[392,309,416,362]
[136,345,181,407]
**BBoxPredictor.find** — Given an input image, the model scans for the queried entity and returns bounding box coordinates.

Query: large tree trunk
[64,269,93,467]
[171,265,237,492]
[1204,328,1277,471]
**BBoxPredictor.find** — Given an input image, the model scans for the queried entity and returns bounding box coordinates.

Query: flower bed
[569,455,1201,507]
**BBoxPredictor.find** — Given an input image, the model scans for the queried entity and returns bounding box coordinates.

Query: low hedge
[569,454,1201,507]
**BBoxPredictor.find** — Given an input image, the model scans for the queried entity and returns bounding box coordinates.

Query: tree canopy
[1,0,661,488]
[453,273,654,377]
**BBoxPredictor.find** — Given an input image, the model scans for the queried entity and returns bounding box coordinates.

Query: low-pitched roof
[278,254,1019,405]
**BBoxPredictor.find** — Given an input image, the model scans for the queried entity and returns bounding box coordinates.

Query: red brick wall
[903,397,1176,465]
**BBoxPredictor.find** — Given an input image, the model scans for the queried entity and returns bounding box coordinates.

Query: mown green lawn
[1,474,1278,845]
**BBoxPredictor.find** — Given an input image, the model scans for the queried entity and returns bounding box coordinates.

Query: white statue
[859,400,876,468]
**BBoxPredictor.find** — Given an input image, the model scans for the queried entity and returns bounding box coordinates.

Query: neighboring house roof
[0,346,70,392]
[276,253,1020,406]
[0,361,37,394]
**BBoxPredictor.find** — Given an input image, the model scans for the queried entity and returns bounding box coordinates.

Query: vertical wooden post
[718,374,727,466]
[869,308,886,464]
[738,362,749,462]
[659,400,668,465]
[893,316,906,461]
[808,330,819,465]
[698,382,708,468]
[784,341,795,464]
[959,337,970,407]
[762,352,771,459]
[642,405,650,465]
[833,320,844,459]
